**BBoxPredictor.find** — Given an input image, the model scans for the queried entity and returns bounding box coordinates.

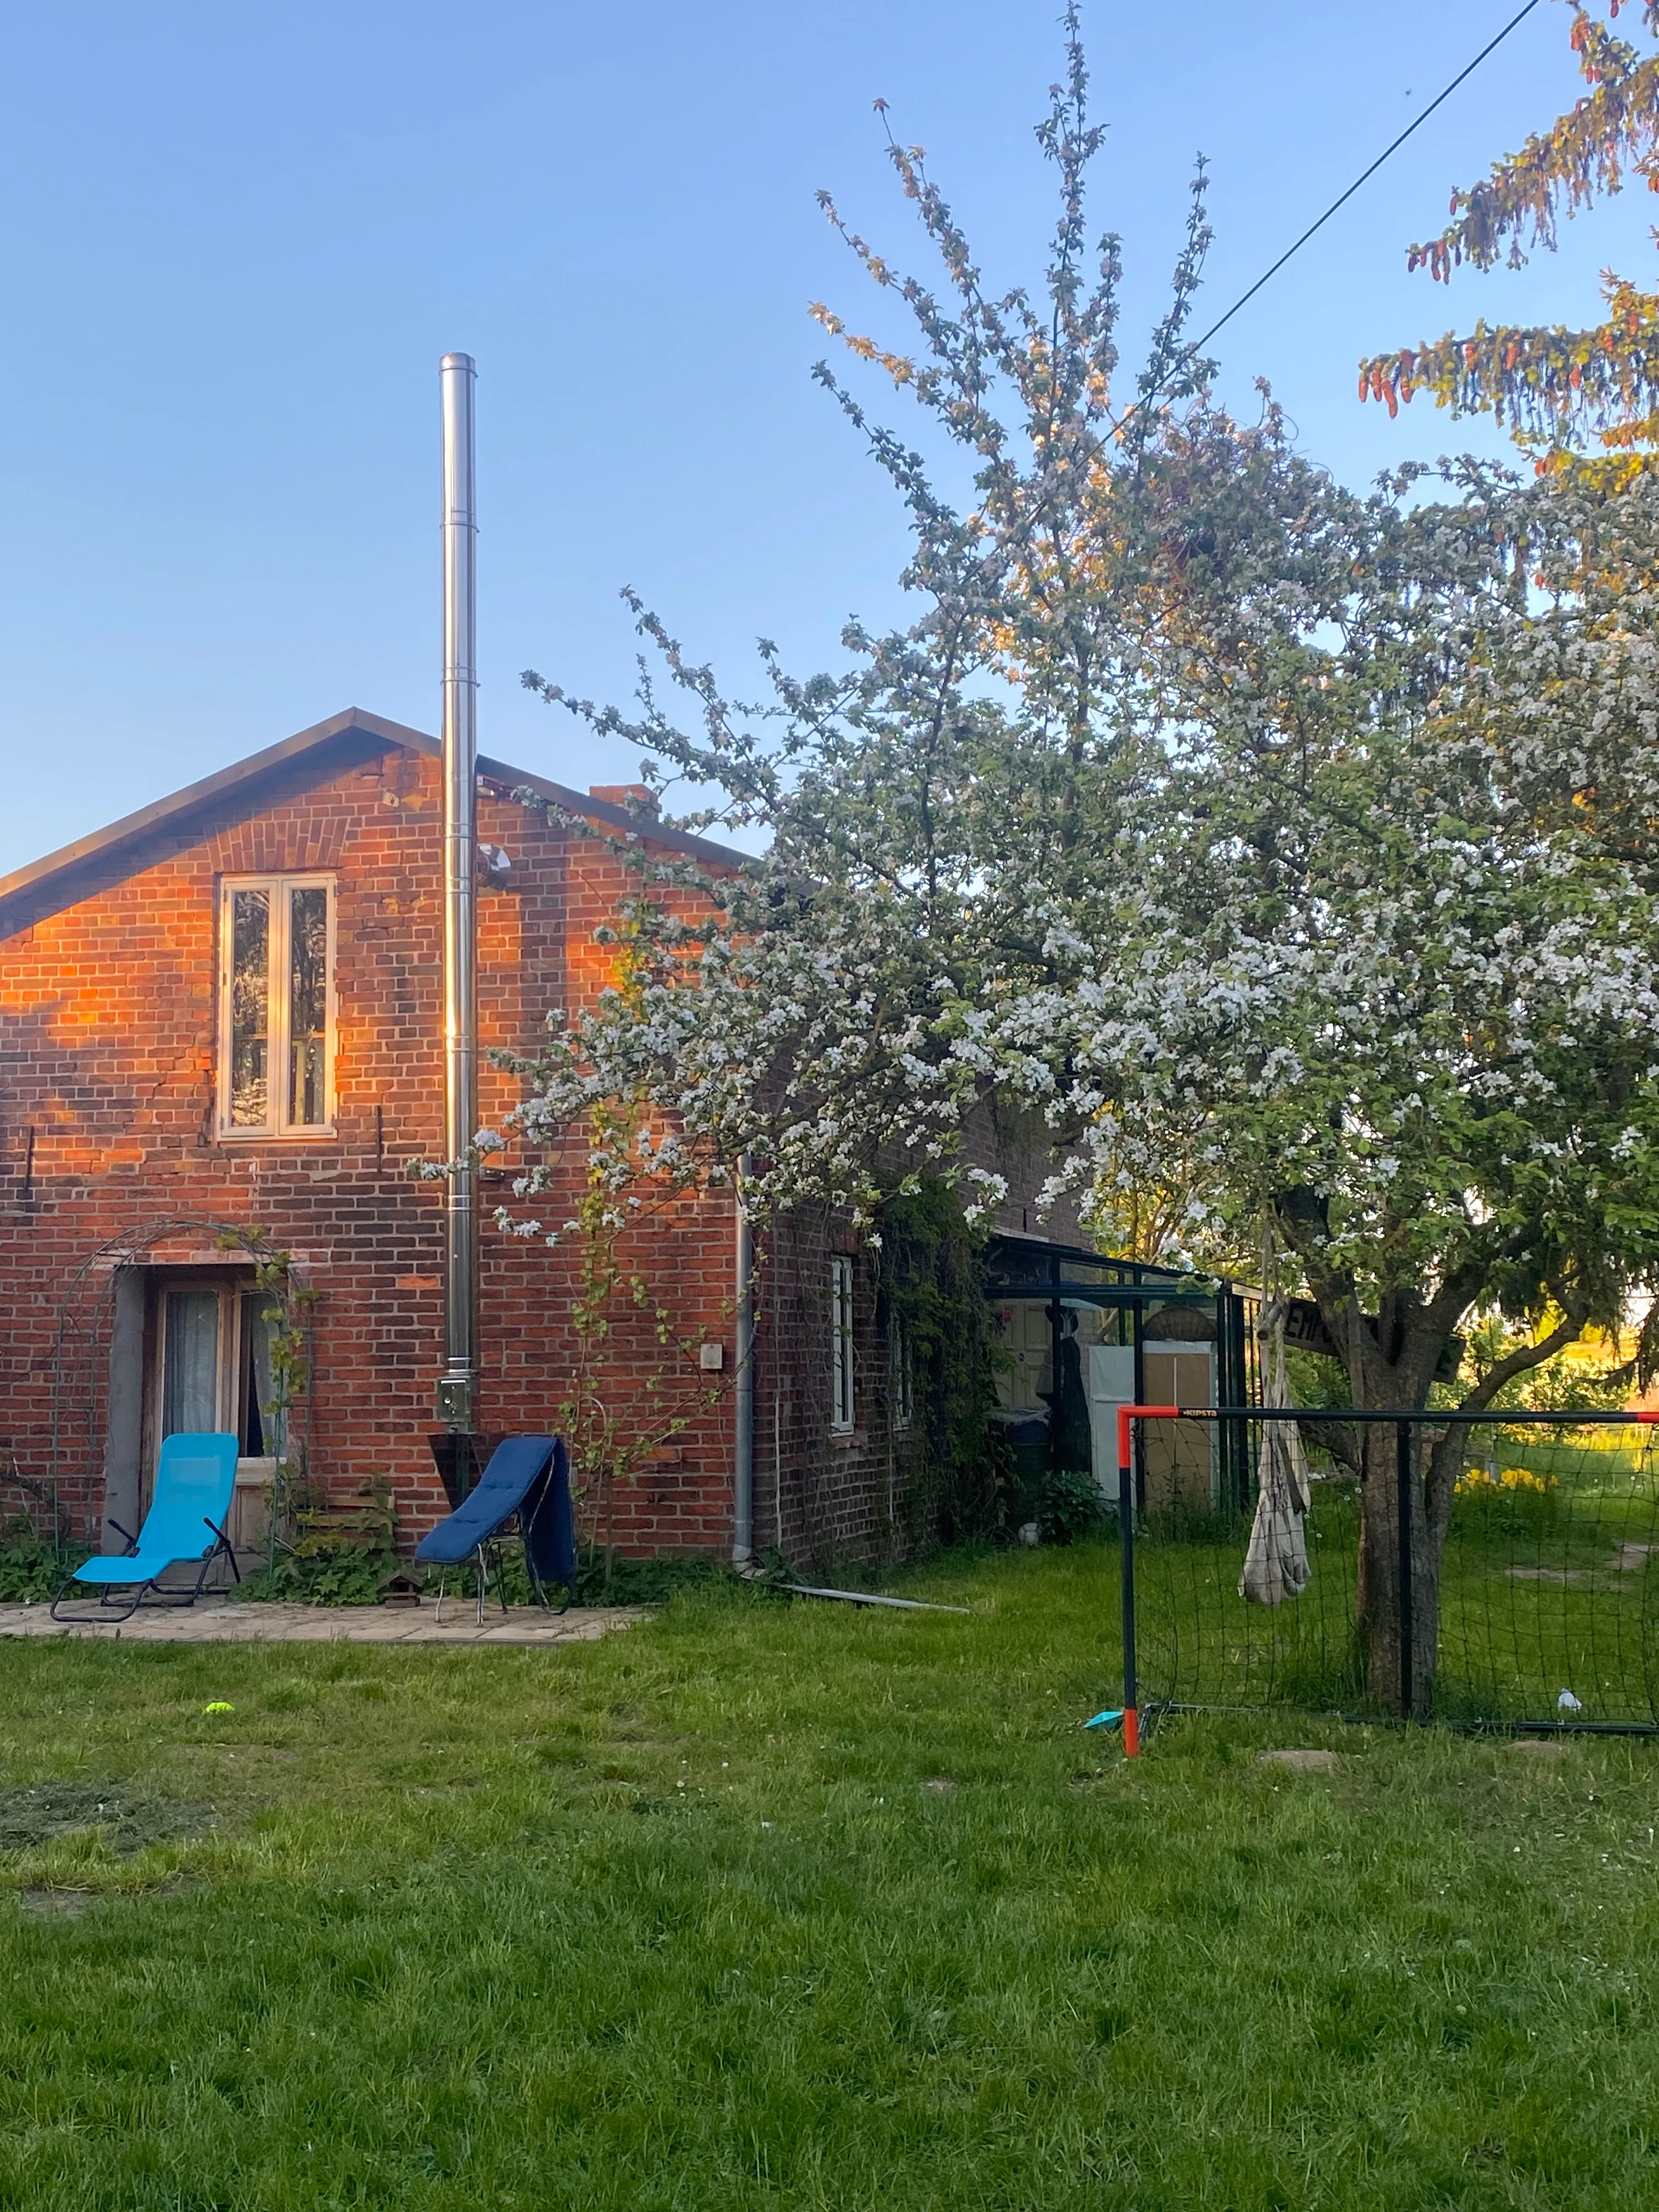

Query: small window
[217,877,335,1137]
[831,1255,855,1434]
[890,1310,915,1433]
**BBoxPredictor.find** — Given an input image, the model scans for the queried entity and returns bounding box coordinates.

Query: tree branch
[1457,1306,1588,1415]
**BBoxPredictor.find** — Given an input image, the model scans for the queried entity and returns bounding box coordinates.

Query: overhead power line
[1133,0,1546,416]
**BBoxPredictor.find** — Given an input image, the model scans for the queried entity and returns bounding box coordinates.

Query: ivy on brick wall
[216,1226,318,1572]
[874,1181,1010,1545]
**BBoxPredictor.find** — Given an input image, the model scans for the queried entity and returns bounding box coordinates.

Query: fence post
[1396,1418,1414,1722]
[1118,1404,1139,1757]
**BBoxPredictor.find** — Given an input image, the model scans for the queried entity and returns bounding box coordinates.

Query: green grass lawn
[4,1549,1659,2209]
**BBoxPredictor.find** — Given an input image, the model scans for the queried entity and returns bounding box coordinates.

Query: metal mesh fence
[1122,1410,1659,1735]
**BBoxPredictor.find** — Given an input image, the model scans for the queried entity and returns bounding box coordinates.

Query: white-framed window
[217,876,336,1138]
[890,1309,915,1433]
[831,1254,855,1434]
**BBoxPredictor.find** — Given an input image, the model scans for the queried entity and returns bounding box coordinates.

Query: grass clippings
[18,1887,97,1919]
[0,1781,214,1854]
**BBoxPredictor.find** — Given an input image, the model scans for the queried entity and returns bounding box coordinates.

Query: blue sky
[4,0,1655,874]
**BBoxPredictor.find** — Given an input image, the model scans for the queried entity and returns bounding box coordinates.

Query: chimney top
[589,783,659,819]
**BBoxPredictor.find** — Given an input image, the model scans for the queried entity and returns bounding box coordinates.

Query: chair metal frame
[433,1499,573,1627]
[421,1437,575,1626]
[51,1433,241,1626]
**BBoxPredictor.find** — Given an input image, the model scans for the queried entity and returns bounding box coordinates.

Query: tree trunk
[1269,1188,1483,1718]
[1355,1417,1443,1717]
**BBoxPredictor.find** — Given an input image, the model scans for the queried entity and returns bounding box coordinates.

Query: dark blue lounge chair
[414,1436,576,1623]
[53,1432,240,1623]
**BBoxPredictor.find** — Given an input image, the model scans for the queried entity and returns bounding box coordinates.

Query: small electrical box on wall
[698,1342,725,1372]
[436,1377,475,1426]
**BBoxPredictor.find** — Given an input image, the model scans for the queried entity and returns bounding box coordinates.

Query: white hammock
[1238,1300,1311,1607]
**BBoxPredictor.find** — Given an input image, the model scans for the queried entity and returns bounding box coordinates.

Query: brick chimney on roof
[589,783,659,819]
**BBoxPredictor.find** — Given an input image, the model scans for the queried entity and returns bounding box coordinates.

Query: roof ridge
[0,707,749,936]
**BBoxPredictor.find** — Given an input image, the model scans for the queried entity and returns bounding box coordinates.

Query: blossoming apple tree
[507,19,1659,1705]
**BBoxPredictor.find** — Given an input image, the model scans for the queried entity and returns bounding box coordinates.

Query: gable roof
[0,706,749,939]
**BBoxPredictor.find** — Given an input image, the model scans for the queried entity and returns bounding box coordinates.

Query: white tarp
[1238,1299,1311,1606]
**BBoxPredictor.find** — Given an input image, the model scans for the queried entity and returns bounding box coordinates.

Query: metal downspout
[437,352,479,1431]
[732,1168,754,1564]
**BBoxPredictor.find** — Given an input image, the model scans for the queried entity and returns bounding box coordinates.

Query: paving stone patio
[0,1600,646,1647]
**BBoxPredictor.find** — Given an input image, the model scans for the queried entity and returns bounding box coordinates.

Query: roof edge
[0,707,752,932]
[478,757,752,874]
[0,708,395,912]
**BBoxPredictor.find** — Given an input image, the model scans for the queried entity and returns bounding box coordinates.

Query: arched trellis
[44,1218,314,1554]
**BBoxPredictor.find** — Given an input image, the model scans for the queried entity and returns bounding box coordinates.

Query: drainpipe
[436,352,479,1432]
[732,1165,754,1565]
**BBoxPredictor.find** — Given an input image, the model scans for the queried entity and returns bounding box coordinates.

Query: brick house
[0,707,1066,1569]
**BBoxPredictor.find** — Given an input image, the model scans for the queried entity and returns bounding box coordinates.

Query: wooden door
[995,1300,1056,1412]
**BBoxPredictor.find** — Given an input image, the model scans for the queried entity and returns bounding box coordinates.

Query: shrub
[0,1519,59,1604]
[1034,1465,1110,1545]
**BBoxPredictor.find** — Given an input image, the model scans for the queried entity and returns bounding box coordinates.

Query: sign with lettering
[1283,1299,1463,1386]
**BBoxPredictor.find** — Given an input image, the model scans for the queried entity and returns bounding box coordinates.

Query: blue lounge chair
[415,1435,576,1624]
[53,1432,240,1623]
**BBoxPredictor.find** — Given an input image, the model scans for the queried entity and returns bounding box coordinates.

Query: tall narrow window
[287,885,329,1127]
[831,1255,855,1434]
[217,877,335,1137]
[890,1309,915,1433]
[229,889,269,1127]
[239,1291,277,1458]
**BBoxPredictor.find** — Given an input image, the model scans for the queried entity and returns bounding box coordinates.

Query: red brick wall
[749,1193,988,1569]
[2,731,1068,1570]
[0,738,747,1558]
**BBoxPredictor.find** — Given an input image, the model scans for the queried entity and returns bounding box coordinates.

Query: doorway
[143,1271,277,1549]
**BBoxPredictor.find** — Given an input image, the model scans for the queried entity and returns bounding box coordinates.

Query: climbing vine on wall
[216,1225,318,1569]
[874,1181,1009,1545]
[556,1099,731,1587]
[487,887,735,1587]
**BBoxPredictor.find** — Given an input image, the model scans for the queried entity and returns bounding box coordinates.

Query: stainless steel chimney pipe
[732,1170,755,1565]
[436,352,479,1430]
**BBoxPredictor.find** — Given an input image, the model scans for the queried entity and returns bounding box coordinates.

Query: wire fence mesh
[1130,1413,1659,1731]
